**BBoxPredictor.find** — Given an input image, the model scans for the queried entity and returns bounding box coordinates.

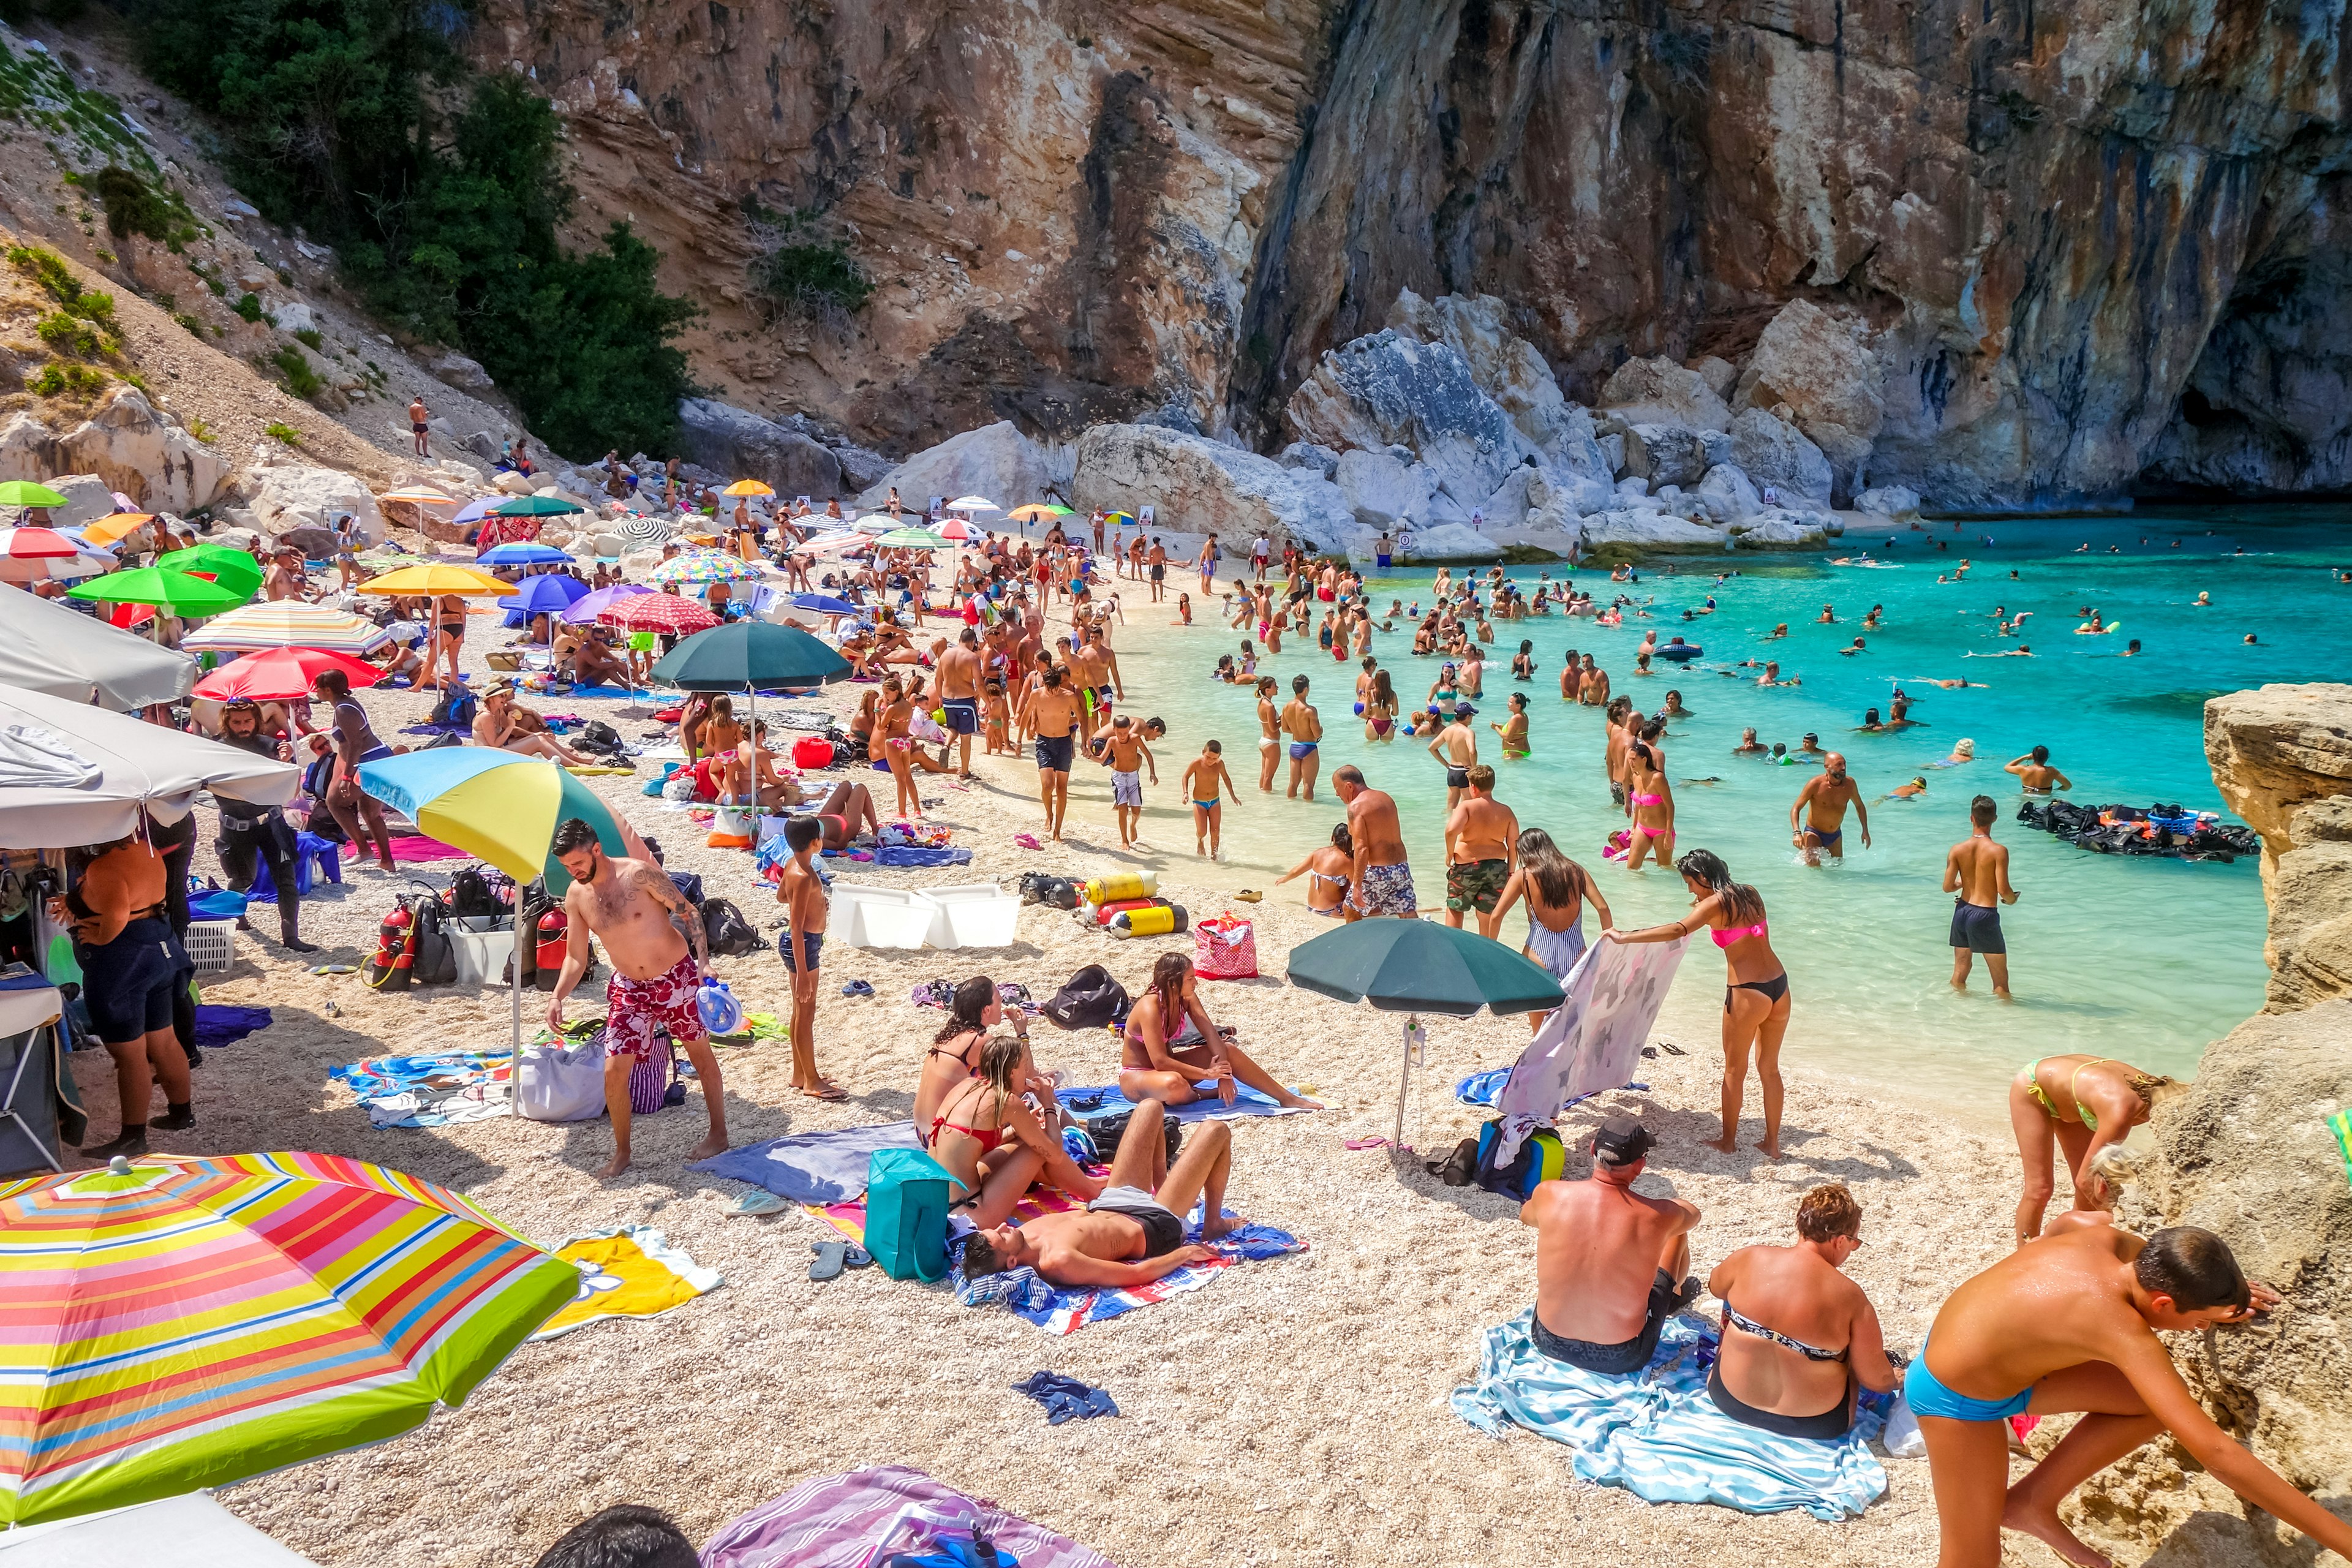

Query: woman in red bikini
[927,1035,1080,1228]
[1605,849,1791,1157]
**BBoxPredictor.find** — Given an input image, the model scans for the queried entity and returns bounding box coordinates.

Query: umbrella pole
[510,918,524,1084]
[1393,1012,1419,1147]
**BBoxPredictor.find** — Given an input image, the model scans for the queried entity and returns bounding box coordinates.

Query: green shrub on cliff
[127,0,696,454]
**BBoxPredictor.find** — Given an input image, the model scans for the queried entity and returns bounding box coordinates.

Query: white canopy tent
[0,1491,323,1566]
[0,587,195,711]
[0,684,298,846]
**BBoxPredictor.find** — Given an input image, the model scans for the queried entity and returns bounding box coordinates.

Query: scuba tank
[1083,870,1158,906]
[535,907,570,981]
[364,904,415,990]
[1108,902,1188,939]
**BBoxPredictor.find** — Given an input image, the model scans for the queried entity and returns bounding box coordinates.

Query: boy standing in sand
[1104,716,1157,851]
[1281,674,1323,801]
[1182,739,1236,859]
[1944,794,2019,998]
[773,816,842,1101]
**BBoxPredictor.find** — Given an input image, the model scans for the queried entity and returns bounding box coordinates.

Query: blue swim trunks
[1902,1341,2032,1422]
[1288,741,1317,760]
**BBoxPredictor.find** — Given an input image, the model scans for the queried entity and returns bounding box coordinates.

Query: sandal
[1235,890,1262,902]
[839,979,874,998]
[810,1240,848,1281]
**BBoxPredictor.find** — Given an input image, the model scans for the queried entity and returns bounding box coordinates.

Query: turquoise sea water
[1118,508,2352,1108]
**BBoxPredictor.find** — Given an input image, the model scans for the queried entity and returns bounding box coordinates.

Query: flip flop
[843,1245,873,1269]
[810,1240,848,1281]
[801,1082,850,1102]
[309,963,358,976]
[1014,833,1043,850]
[839,979,874,998]
[1235,890,1262,902]
[729,1191,786,1216]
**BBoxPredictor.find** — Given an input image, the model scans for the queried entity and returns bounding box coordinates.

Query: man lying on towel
[1525,1117,1702,1374]
[961,1099,1237,1287]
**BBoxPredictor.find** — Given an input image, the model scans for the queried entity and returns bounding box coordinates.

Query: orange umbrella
[80,513,153,547]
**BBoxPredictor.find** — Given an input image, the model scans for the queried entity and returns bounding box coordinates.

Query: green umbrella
[1287,918,1564,1142]
[492,495,586,517]
[156,545,264,598]
[0,481,70,509]
[65,567,252,616]
[874,527,950,549]
[650,620,850,755]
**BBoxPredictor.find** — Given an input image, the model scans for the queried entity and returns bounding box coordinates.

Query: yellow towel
[530,1226,723,1340]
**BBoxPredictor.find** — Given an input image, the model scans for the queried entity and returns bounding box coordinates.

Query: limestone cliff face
[477,0,2352,505]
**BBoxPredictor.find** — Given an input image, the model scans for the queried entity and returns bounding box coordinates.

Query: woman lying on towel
[1705,1184,1899,1439]
[929,1035,1103,1226]
[1119,953,1321,1112]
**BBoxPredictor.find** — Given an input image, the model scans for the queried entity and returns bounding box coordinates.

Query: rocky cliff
[475,0,2352,508]
[2079,685,2352,1566]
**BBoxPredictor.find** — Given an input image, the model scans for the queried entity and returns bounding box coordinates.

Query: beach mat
[529,1224,723,1341]
[701,1463,1117,1568]
[805,1185,1079,1245]
[1452,1311,1889,1520]
[688,1121,922,1204]
[386,834,471,862]
[952,1203,1307,1335]
[1057,1083,1311,1125]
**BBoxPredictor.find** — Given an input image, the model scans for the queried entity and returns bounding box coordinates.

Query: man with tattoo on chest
[546,818,730,1177]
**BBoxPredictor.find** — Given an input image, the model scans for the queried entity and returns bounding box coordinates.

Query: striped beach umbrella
[179,602,394,656]
[614,514,673,551]
[944,494,1000,513]
[0,1152,576,1526]
[1007,503,1070,522]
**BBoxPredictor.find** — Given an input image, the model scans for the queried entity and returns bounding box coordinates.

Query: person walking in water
[1281,674,1323,801]
[1790,750,1869,864]
[1606,850,1790,1158]
[1945,794,2019,998]
[2003,744,2073,794]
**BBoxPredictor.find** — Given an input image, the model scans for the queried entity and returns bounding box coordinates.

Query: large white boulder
[1335,448,1425,527]
[1579,509,1724,549]
[1476,466,1538,531]
[1070,423,1365,556]
[857,419,1066,514]
[1696,464,1763,523]
[1396,522,1500,562]
[1599,356,1733,432]
[241,461,386,543]
[1529,467,1615,521]
[1729,408,1834,507]
[1734,299,1883,493]
[1385,291,1602,475]
[677,397,842,500]
[1284,330,1536,506]
[0,389,228,513]
[1727,508,1834,547]
[1853,484,1923,518]
[37,473,117,529]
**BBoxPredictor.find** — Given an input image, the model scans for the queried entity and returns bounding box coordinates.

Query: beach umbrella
[651,550,761,585]
[64,567,251,616]
[156,544,265,598]
[192,646,384,702]
[1102,511,1136,527]
[650,620,850,774]
[358,750,634,1054]
[476,541,575,567]
[181,601,392,657]
[356,563,514,597]
[0,526,81,560]
[945,494,1000,513]
[78,512,154,548]
[0,1150,576,1526]
[601,591,718,635]
[451,497,502,524]
[505,573,590,618]
[935,518,974,542]
[1007,503,1070,521]
[561,582,650,625]
[0,543,118,584]
[492,494,584,518]
[722,479,775,497]
[874,527,949,549]
[1287,918,1565,1143]
[800,529,876,556]
[790,592,859,616]
[851,513,902,529]
[0,481,69,510]
[379,488,460,508]
[614,514,673,550]
[0,584,194,709]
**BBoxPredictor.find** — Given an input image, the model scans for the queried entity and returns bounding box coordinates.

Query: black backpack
[405,888,458,986]
[578,720,624,755]
[1086,1106,1182,1166]
[448,866,499,919]
[1042,964,1129,1031]
[702,897,760,957]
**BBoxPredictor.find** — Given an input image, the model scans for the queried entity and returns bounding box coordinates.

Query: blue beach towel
[688,1120,923,1203]
[1056,1084,1312,1125]
[192,1005,272,1049]
[954,1205,1306,1334]
[873,845,973,868]
[1452,1311,1889,1520]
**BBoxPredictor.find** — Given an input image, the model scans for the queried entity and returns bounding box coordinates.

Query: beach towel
[700,1463,1117,1568]
[1455,1066,1512,1106]
[328,1049,512,1128]
[246,832,342,900]
[687,1121,923,1204]
[951,1201,1307,1335]
[386,834,472,862]
[528,1225,724,1341]
[1057,1083,1311,1125]
[875,845,973,868]
[1452,1311,1889,1521]
[191,1005,271,1049]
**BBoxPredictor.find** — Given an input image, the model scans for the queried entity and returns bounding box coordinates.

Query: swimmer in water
[1929,738,1977,768]
[2121,639,2141,656]
[2004,745,2071,794]
[1915,676,1986,689]
[1855,707,1888,733]
[1879,775,1928,801]
[2244,632,2258,644]
[1862,604,1883,628]
[1966,645,2034,658]
[1733,726,1767,756]
[1763,624,1789,640]
[1817,604,1836,624]
[1839,637,1868,656]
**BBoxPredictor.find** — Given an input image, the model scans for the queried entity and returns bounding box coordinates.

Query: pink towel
[386,835,471,862]
[700,1464,1116,1567]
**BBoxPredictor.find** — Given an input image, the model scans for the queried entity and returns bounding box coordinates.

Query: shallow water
[1116,507,2350,1108]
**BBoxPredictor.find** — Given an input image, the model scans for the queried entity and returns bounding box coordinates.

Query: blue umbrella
[506,573,589,616]
[562,582,650,625]
[478,541,575,567]
[790,592,858,615]
[451,498,501,524]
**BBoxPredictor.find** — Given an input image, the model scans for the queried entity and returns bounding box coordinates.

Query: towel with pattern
[1452,1311,1890,1520]
[529,1225,724,1341]
[700,1463,1115,1568]
[951,1202,1308,1335]
[328,1049,512,1128]
[1056,1083,1312,1126]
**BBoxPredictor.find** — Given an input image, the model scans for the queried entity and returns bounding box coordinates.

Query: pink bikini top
[1630,792,1664,807]
[1712,921,1767,948]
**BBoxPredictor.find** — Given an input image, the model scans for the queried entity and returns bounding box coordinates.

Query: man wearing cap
[1522,1117,1702,1375]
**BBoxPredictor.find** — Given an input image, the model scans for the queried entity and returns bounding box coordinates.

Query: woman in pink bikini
[1605,849,1791,1158]
[1622,738,1676,869]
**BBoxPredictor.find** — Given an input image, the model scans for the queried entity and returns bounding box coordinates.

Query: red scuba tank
[536,907,569,978]
[366,904,415,989]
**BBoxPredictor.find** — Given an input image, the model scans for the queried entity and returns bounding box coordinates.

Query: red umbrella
[192,646,386,701]
[601,592,718,635]
[936,518,973,541]
[0,527,82,559]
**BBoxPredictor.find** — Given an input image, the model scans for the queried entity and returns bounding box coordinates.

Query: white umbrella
[799,529,876,556]
[851,513,900,529]
[944,495,1001,513]
[0,682,300,846]
[0,585,195,710]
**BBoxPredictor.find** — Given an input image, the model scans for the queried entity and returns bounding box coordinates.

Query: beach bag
[865,1148,953,1281]
[579,720,624,754]
[701,897,761,957]
[1474,1120,1566,1200]
[1194,914,1259,979]
[515,1033,606,1122]
[1042,964,1128,1031]
[792,736,834,769]
[448,865,499,920]
[1086,1106,1183,1167]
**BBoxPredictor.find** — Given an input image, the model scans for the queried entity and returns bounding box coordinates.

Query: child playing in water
[1181,739,1235,859]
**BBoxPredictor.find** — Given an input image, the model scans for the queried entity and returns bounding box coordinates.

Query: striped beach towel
[951,1205,1306,1335]
[1453,1311,1890,1520]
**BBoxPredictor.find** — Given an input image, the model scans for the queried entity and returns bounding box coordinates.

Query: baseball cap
[1593,1115,1655,1167]
[1454,703,1476,717]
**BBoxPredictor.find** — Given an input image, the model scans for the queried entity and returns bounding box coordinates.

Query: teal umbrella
[1287,918,1563,1142]
[492,495,585,518]
[650,620,850,753]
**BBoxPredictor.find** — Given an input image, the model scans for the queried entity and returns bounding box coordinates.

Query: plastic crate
[185,919,238,975]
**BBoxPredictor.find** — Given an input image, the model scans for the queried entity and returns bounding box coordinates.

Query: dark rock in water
[677,398,843,500]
